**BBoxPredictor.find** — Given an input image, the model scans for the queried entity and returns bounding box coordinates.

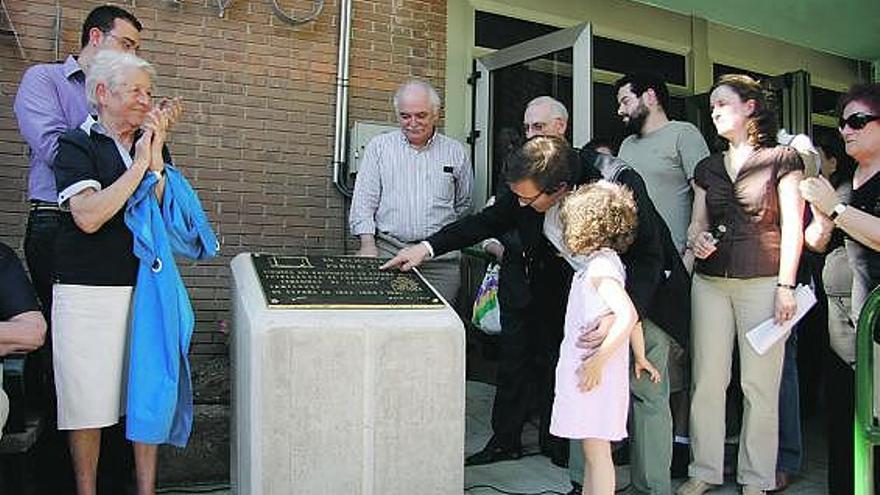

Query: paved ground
[158,379,830,494]
[464,381,828,495]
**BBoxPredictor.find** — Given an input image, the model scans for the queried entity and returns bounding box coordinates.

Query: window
[594,38,686,86]
[593,82,687,151]
[475,11,558,50]
[475,11,687,86]
[812,86,842,118]
[713,64,770,82]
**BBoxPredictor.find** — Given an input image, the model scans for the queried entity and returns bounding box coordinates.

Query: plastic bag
[472,263,502,335]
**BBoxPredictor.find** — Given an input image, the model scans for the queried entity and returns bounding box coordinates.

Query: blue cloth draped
[124,166,218,447]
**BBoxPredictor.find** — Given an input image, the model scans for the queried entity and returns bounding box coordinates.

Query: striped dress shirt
[349,130,473,243]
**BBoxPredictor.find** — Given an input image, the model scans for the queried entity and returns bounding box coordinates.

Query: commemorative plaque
[231,252,464,493]
[250,253,443,308]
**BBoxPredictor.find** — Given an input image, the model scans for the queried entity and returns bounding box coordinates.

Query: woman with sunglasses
[678,74,805,495]
[800,82,880,493]
[802,83,880,312]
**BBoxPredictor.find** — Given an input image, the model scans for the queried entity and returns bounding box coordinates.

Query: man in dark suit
[384,129,688,494]
[470,227,539,465]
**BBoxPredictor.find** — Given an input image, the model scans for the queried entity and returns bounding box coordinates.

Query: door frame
[471,22,592,206]
[768,70,812,138]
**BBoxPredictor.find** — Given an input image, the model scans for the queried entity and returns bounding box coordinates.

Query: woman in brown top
[677,75,804,495]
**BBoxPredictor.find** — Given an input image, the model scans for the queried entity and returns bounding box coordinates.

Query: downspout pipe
[332,0,353,198]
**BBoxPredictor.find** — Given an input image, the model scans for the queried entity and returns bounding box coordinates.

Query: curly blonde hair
[560,181,638,256]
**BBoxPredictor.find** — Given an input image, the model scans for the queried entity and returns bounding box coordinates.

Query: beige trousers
[689,274,784,490]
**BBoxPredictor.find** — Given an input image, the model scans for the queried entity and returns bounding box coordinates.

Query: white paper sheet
[745,285,818,355]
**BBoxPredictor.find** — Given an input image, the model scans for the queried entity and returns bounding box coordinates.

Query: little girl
[550,181,660,495]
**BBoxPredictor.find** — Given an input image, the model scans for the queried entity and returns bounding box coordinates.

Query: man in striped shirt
[349,80,473,304]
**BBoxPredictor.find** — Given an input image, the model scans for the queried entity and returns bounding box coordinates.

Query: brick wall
[0,0,448,354]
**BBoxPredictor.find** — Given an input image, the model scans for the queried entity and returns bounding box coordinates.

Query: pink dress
[550,249,629,440]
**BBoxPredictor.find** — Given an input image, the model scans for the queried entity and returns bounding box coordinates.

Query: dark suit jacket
[427,148,689,347]
[586,149,691,347]
[496,230,531,311]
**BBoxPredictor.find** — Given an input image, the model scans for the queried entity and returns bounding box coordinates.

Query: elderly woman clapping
[801,84,880,318]
[800,83,880,493]
[51,50,180,495]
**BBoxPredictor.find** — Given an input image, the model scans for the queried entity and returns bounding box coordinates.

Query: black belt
[30,200,60,212]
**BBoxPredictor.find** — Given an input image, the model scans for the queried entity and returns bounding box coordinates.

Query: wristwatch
[829,203,847,221]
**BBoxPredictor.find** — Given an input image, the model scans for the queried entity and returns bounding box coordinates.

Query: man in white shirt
[349,80,472,303]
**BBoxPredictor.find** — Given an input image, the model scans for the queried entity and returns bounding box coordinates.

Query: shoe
[742,486,766,495]
[676,477,715,495]
[567,482,582,495]
[549,447,569,468]
[539,434,569,468]
[542,440,569,468]
[767,472,791,493]
[465,442,522,466]
[611,439,630,465]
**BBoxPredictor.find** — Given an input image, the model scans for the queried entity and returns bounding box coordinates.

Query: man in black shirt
[0,241,47,440]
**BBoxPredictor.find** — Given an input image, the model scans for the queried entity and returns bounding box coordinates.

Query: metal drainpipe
[331,0,353,197]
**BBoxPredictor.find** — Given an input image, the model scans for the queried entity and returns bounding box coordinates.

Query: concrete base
[230,253,465,495]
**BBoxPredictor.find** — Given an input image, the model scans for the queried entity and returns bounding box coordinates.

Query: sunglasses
[839,113,880,131]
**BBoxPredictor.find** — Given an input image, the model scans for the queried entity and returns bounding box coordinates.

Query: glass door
[471,23,592,207]
[766,70,813,137]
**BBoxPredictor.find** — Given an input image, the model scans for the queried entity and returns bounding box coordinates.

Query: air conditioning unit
[347,121,398,177]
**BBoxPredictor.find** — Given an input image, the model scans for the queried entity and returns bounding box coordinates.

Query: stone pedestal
[230,253,465,495]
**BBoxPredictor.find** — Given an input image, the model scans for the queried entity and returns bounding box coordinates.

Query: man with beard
[615,73,709,487]
[349,79,473,304]
[614,73,710,254]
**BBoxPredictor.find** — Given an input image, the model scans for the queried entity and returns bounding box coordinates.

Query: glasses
[514,190,544,206]
[105,32,139,52]
[839,113,879,131]
[523,121,547,134]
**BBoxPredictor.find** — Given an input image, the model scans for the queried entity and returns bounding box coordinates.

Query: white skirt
[52,284,133,430]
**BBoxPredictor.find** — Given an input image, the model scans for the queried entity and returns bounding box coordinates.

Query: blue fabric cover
[124,166,218,447]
